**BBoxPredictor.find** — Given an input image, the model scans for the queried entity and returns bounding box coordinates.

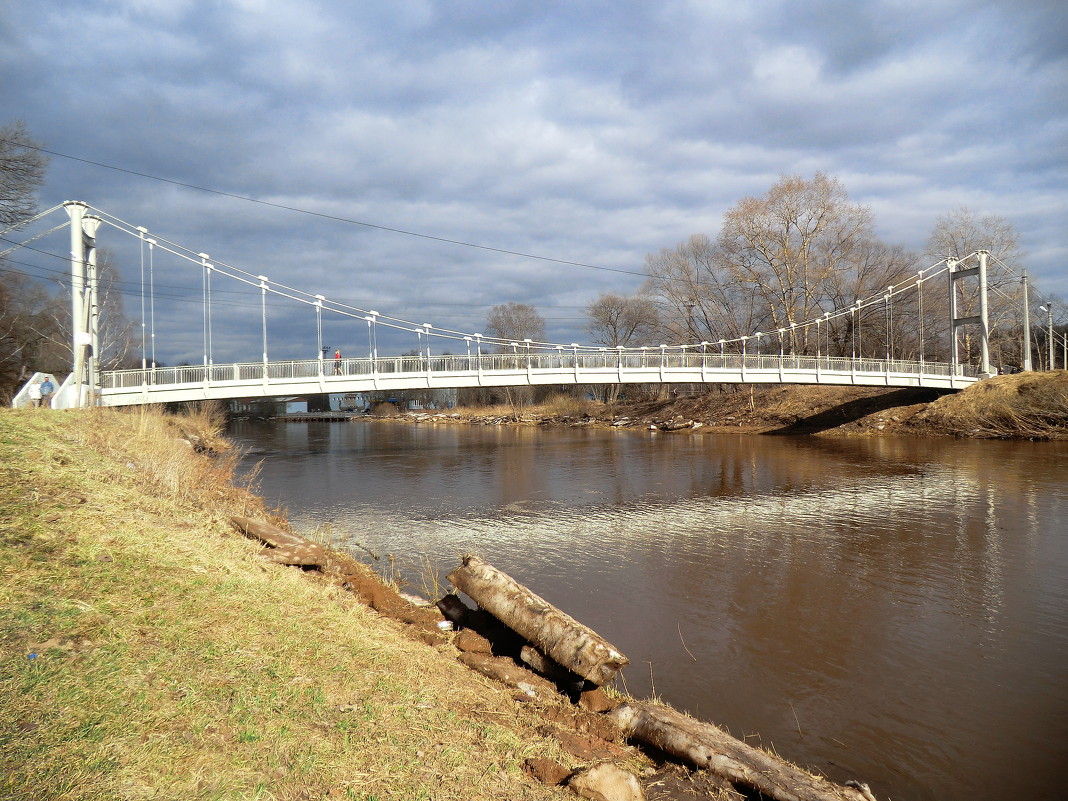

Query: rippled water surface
[232,420,1068,801]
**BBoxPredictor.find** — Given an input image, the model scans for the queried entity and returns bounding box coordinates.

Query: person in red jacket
[333,349,342,375]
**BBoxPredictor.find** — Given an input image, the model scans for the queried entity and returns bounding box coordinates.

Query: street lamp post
[315,295,325,371]
[1040,304,1054,370]
[364,315,374,361]
[1021,273,1032,372]
[369,311,379,361]
[200,253,212,371]
[258,275,269,369]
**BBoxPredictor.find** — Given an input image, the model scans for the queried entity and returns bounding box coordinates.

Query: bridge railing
[100,352,977,390]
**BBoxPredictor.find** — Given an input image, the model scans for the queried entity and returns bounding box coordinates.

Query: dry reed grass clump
[916,371,1068,439]
[0,407,572,801]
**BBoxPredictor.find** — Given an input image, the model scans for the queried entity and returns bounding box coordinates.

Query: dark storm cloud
[2,0,1065,366]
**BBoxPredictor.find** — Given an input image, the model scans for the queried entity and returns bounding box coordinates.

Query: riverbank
[396,372,1068,440]
[1,407,580,800]
[3,406,884,801]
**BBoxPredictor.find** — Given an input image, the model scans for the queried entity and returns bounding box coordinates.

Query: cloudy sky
[3,0,1066,364]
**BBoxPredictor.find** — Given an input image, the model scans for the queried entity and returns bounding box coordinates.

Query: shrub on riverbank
[0,408,572,800]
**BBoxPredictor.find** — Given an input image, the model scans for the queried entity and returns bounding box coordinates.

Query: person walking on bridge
[334,349,342,375]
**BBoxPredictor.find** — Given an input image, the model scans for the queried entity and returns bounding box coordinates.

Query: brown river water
[231,419,1068,801]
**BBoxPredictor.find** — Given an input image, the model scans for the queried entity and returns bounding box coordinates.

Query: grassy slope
[0,407,571,801]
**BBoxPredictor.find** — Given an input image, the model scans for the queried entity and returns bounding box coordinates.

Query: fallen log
[609,701,877,801]
[231,517,330,568]
[231,516,316,550]
[446,554,628,686]
[519,645,585,691]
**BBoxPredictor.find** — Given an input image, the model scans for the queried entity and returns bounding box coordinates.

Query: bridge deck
[82,353,978,407]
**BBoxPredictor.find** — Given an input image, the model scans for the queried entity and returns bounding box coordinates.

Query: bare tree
[585,292,659,347]
[926,206,1022,265]
[484,302,546,348]
[34,248,138,372]
[0,120,49,229]
[483,302,546,410]
[716,173,882,341]
[645,174,917,357]
[643,234,761,344]
[0,270,64,397]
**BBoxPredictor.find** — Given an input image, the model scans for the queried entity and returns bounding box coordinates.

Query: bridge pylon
[63,201,102,407]
[948,250,994,379]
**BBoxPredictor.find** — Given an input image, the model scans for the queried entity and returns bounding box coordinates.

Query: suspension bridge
[6,200,1054,409]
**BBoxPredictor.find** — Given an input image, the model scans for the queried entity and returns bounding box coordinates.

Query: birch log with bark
[609,701,877,801]
[446,554,628,686]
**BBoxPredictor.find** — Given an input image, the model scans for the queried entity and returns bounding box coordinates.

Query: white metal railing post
[616,346,624,382]
[659,343,667,383]
[524,338,533,382]
[475,334,483,384]
[701,341,709,382]
[740,337,747,380]
[571,343,580,382]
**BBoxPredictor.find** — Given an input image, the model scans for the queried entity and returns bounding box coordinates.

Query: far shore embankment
[330,371,1068,441]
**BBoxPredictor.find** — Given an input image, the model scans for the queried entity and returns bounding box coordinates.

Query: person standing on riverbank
[40,377,54,407]
[27,379,42,408]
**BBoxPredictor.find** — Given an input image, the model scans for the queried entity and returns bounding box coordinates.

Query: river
[231,419,1068,801]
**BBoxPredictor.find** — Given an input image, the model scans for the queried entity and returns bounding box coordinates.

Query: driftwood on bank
[609,701,877,801]
[447,554,629,686]
[230,516,330,567]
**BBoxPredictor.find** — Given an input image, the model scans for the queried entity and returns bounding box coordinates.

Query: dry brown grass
[914,371,1068,439]
[0,406,574,801]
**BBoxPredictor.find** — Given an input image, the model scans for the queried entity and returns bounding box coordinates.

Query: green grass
[0,407,571,801]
